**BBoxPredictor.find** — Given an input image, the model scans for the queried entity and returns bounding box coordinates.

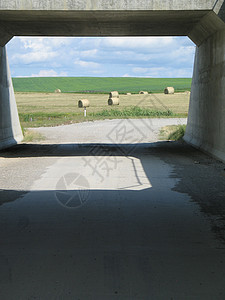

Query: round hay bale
[164,87,175,94]
[126,93,132,96]
[108,97,120,105]
[109,91,119,98]
[55,89,61,93]
[139,91,148,95]
[78,99,90,108]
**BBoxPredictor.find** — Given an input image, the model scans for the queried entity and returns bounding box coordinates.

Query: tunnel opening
[6,35,195,147]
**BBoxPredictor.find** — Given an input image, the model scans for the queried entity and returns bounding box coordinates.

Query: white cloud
[74,59,100,68]
[46,37,72,47]
[102,37,174,51]
[11,37,71,64]
[130,66,192,78]
[70,49,98,59]
[20,37,46,51]
[19,36,71,50]
[31,70,68,77]
[80,49,98,57]
[170,46,196,63]
[12,51,58,64]
[122,74,131,77]
[7,36,195,78]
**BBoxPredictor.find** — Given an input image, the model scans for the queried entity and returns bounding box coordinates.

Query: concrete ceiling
[0,0,224,47]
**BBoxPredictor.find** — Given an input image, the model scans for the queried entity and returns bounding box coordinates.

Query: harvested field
[15,92,190,127]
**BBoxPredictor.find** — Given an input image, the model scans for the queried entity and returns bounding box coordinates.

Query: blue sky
[6,36,196,78]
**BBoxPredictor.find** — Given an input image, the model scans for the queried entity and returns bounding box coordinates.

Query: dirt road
[30,118,187,143]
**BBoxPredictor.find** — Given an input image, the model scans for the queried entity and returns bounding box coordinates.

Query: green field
[12,77,192,94]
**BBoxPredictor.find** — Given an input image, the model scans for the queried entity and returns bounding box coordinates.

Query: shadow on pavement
[1,141,225,298]
[1,141,225,242]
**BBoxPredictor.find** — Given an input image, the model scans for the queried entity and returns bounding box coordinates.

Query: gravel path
[30,118,187,144]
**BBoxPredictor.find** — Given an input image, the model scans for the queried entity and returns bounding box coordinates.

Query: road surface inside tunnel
[0,119,225,299]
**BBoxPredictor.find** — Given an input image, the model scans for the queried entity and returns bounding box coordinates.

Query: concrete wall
[184,29,225,162]
[0,47,23,150]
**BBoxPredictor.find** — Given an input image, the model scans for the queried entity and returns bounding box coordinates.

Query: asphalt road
[0,119,225,299]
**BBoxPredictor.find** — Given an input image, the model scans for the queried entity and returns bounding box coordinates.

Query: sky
[6,36,196,78]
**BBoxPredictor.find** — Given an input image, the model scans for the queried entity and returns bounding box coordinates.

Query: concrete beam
[0,24,13,47]
[0,47,23,150]
[0,1,219,46]
[213,0,225,22]
[188,11,225,46]
[0,11,210,39]
[0,1,216,11]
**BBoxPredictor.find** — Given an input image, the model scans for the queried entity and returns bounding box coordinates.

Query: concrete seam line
[213,0,222,10]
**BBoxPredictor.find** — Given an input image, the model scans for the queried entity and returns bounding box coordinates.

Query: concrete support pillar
[184,29,225,162]
[0,46,23,150]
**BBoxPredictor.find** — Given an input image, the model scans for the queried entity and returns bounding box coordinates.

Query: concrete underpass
[0,1,225,298]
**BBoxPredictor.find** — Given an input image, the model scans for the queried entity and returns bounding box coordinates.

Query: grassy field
[22,129,46,142]
[16,92,190,128]
[159,125,187,140]
[13,77,192,94]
